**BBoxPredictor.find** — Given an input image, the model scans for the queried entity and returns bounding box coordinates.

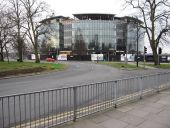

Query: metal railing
[0,72,170,128]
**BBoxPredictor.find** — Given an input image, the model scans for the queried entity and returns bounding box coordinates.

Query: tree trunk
[5,44,9,63]
[149,39,159,65]
[18,37,23,62]
[0,40,4,61]
[152,48,158,65]
[0,47,4,62]
[34,42,40,63]
[17,31,23,62]
[0,53,4,62]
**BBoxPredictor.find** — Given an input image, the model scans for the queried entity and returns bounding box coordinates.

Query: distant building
[40,13,144,57]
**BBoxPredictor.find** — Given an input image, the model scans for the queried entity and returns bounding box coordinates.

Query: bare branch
[124,0,170,65]
[20,0,49,63]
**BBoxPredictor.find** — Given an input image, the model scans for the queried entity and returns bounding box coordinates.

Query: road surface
[0,61,121,96]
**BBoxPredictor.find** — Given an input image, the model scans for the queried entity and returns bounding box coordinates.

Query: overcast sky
[46,0,127,18]
[46,0,170,54]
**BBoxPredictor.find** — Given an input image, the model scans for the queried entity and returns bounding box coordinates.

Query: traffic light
[144,46,147,54]
[158,47,162,54]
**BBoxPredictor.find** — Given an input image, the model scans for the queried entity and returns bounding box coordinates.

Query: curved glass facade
[71,20,116,53]
[40,14,144,56]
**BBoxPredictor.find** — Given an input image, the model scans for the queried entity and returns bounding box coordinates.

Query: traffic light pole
[144,52,146,69]
[143,46,147,69]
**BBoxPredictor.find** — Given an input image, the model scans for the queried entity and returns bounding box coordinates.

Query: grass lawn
[144,63,170,69]
[0,61,65,77]
[99,61,138,69]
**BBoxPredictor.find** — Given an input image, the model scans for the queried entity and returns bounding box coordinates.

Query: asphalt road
[0,61,169,96]
[0,61,120,96]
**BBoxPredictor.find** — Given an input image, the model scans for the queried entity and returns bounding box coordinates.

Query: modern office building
[40,13,144,58]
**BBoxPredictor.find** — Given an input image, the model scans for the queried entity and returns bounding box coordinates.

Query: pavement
[58,88,170,128]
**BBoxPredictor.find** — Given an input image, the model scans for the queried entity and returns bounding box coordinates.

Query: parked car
[46,58,55,62]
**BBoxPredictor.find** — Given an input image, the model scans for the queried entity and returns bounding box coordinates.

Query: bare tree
[0,1,5,61]
[125,0,170,65]
[8,0,26,62]
[0,7,14,62]
[21,0,49,63]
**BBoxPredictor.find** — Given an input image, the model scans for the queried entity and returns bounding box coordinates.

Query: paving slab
[99,118,128,128]
[165,105,170,111]
[89,114,110,124]
[138,105,163,114]
[147,102,165,109]
[72,120,101,128]
[127,109,150,118]
[146,113,170,127]
[157,109,170,118]
[136,120,169,128]
[156,99,170,105]
[119,114,145,126]
[117,106,133,112]
[125,125,137,128]
[105,110,127,119]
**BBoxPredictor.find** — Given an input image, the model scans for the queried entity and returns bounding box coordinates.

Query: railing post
[139,77,143,99]
[1,97,4,128]
[114,81,117,108]
[157,74,160,93]
[168,73,170,87]
[73,87,77,122]
[166,73,169,88]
